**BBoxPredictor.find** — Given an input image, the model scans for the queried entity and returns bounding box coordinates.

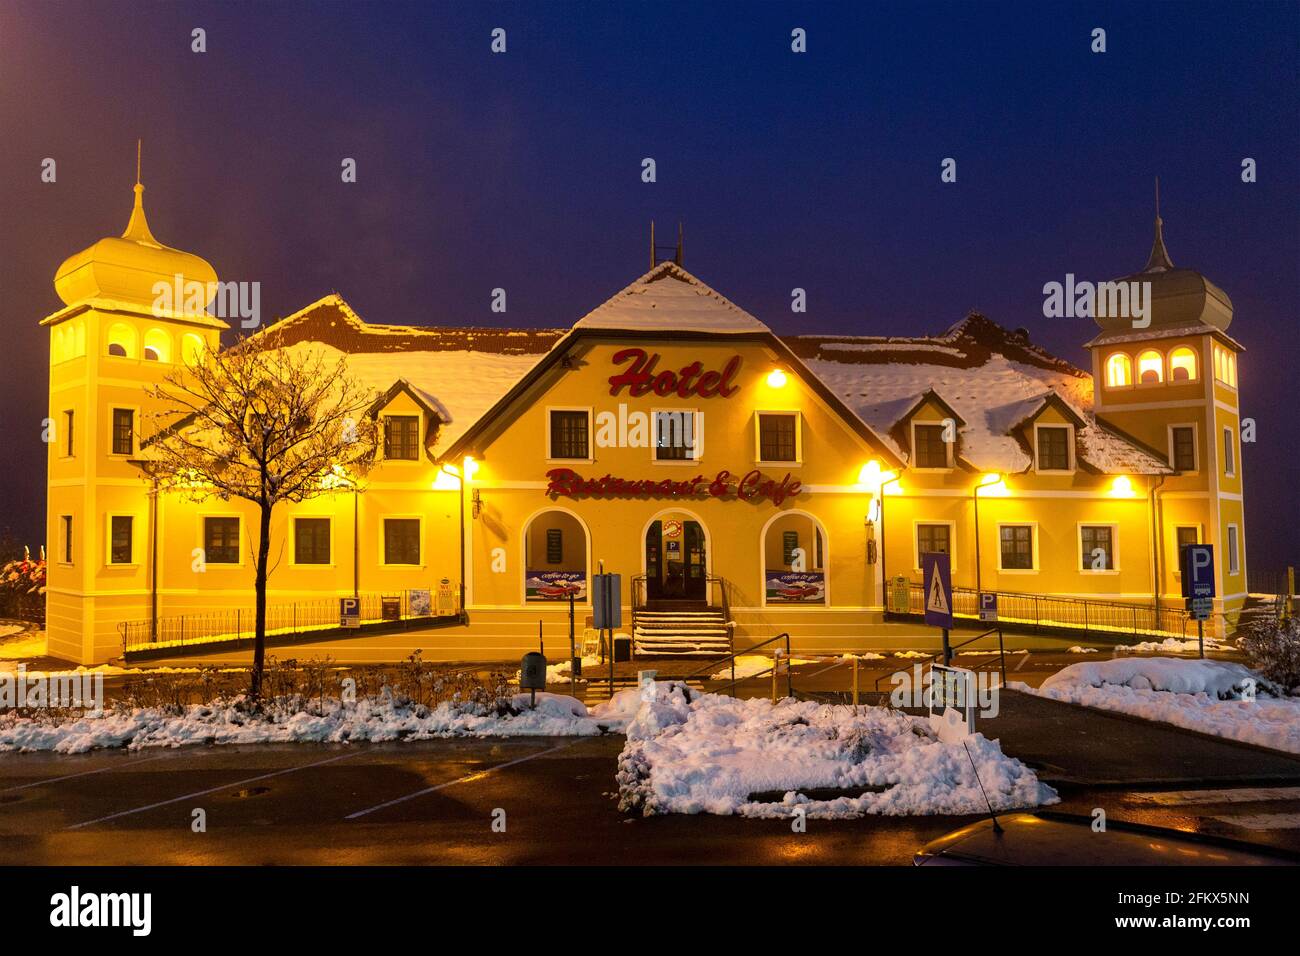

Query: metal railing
[680,632,791,698]
[874,627,1007,700]
[891,584,1189,639]
[629,573,733,659]
[119,592,435,654]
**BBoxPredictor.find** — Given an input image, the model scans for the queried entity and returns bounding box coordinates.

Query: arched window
[1105,353,1132,388]
[523,510,588,603]
[181,333,206,366]
[1169,346,1198,382]
[143,329,172,363]
[1137,349,1164,384]
[106,322,137,359]
[762,511,828,605]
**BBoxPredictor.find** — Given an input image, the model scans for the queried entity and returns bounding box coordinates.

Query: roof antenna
[962,740,1004,834]
[675,221,683,266]
[136,138,142,186]
[649,219,656,269]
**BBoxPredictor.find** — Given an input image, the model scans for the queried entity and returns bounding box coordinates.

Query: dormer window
[912,423,951,469]
[1034,424,1073,472]
[1105,352,1132,388]
[382,415,420,461]
[1136,350,1163,384]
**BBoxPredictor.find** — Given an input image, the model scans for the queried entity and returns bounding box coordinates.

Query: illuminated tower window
[1169,347,1197,381]
[1105,352,1132,387]
[1136,349,1164,384]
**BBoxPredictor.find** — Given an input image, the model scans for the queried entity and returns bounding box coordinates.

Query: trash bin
[520,652,547,690]
[613,633,632,662]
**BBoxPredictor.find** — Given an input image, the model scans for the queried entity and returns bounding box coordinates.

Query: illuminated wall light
[463,456,480,480]
[1110,475,1134,497]
[766,368,788,388]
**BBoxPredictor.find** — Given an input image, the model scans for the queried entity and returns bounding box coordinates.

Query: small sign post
[1180,544,1216,659]
[929,663,976,742]
[339,596,360,629]
[592,567,621,699]
[923,552,954,665]
[978,592,998,623]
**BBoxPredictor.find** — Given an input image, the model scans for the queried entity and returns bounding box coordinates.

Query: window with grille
[549,410,589,459]
[1080,525,1114,570]
[758,413,797,462]
[913,424,949,468]
[1176,526,1199,552]
[204,517,240,564]
[546,528,563,564]
[109,515,133,564]
[999,525,1034,570]
[383,416,420,461]
[294,518,331,565]
[654,411,697,460]
[917,523,951,558]
[384,518,421,565]
[111,408,134,456]
[1170,426,1196,471]
[1036,426,1070,471]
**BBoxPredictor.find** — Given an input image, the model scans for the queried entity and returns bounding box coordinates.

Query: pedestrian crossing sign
[922,552,953,629]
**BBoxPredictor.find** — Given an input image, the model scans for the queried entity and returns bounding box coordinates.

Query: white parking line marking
[1129,786,1300,806]
[1210,813,1300,830]
[0,755,167,793]
[345,741,578,820]
[66,750,362,830]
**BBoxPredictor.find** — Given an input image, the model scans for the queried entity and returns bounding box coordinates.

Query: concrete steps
[632,608,730,656]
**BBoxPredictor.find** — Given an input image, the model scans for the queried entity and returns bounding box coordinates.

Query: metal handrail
[679,631,792,698]
[873,627,1006,697]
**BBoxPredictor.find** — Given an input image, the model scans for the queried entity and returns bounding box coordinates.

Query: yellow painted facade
[41,185,1248,664]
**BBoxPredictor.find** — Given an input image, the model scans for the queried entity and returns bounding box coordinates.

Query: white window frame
[1171,524,1202,577]
[199,513,245,568]
[754,410,803,466]
[1167,422,1199,473]
[910,420,954,471]
[996,522,1039,573]
[912,520,957,571]
[1103,351,1134,390]
[107,405,139,458]
[1226,524,1240,576]
[1077,522,1120,574]
[1032,423,1075,475]
[290,515,335,568]
[650,408,703,465]
[104,512,137,567]
[545,406,594,464]
[1222,426,1236,477]
[380,514,425,569]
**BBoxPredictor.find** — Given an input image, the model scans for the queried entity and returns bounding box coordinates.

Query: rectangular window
[109,515,133,565]
[916,523,951,559]
[654,411,697,461]
[546,528,563,564]
[782,530,799,565]
[913,424,949,468]
[758,413,797,462]
[1227,526,1240,575]
[1036,426,1070,471]
[1170,426,1196,471]
[383,416,420,461]
[60,515,73,564]
[1176,526,1199,552]
[999,525,1034,570]
[549,410,589,460]
[1080,525,1114,571]
[64,410,74,457]
[384,518,421,565]
[294,518,331,565]
[1223,427,1236,476]
[111,408,134,456]
[203,517,240,565]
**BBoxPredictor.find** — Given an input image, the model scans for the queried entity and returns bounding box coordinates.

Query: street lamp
[973,472,1004,599]
[439,461,468,620]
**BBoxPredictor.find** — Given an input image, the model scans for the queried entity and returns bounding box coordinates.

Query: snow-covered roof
[573,261,770,333]
[254,295,1169,474]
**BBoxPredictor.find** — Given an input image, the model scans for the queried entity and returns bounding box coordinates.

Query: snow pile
[1026,657,1300,754]
[1118,636,1231,654]
[0,690,608,754]
[615,687,1055,818]
[709,654,815,681]
[1066,646,1099,654]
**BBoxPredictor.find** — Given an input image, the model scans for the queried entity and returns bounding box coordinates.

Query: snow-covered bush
[1237,616,1300,693]
[0,549,45,625]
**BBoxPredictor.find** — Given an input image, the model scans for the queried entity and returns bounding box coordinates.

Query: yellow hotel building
[43,184,1248,665]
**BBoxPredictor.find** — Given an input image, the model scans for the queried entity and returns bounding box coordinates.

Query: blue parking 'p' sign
[1179,545,1215,600]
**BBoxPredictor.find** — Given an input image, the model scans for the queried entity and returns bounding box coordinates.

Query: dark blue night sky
[1,1,1296,571]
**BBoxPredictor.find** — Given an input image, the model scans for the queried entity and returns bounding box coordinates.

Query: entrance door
[645,518,707,602]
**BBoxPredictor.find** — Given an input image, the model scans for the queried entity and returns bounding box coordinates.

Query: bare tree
[146,339,378,698]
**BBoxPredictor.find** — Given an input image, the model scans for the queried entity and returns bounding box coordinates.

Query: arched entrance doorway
[644,512,708,602]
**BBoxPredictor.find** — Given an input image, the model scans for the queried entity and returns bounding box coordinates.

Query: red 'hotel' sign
[546,467,801,505]
[607,348,742,398]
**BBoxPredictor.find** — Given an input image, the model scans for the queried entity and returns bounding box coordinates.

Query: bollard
[852,656,859,710]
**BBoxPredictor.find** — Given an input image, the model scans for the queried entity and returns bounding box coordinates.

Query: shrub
[1238,616,1300,692]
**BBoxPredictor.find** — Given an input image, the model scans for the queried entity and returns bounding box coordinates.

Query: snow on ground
[709,654,815,681]
[615,683,1056,818]
[1117,636,1232,653]
[0,690,608,754]
[0,624,25,640]
[1067,646,1099,654]
[514,655,601,685]
[1019,657,1300,755]
[893,650,930,659]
